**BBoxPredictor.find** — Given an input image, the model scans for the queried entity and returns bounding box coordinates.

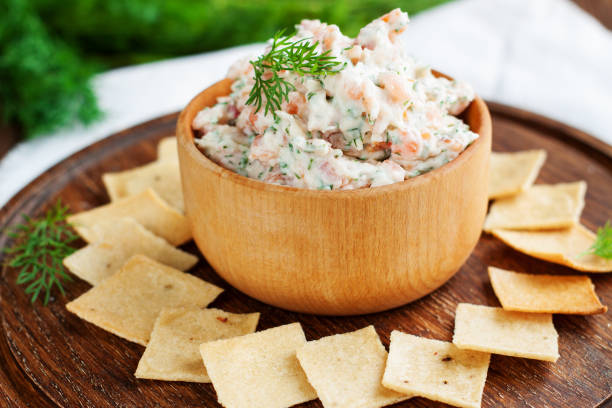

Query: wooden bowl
[177,77,492,315]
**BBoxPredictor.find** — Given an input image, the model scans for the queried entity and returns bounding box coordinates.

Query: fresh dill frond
[246,29,346,116]
[584,221,612,259]
[3,200,78,305]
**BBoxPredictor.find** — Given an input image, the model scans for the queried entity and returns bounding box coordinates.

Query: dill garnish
[584,221,612,259]
[3,200,78,305]
[246,29,346,116]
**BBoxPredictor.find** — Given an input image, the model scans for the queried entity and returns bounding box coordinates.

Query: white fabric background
[1,0,610,207]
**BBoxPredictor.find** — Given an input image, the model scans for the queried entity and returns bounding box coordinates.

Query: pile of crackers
[487,150,611,272]
[60,139,608,408]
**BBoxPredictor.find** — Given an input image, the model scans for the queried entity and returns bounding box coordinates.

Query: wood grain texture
[177,79,492,315]
[573,0,612,30]
[0,105,611,408]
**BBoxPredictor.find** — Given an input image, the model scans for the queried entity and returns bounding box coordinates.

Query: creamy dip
[193,9,478,190]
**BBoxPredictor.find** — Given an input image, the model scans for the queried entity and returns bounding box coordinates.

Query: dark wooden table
[0,103,610,407]
[574,0,612,29]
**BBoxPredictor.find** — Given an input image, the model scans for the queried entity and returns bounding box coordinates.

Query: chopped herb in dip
[193,9,477,190]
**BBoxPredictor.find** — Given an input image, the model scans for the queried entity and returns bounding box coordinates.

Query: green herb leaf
[3,200,78,305]
[584,221,612,259]
[246,29,346,117]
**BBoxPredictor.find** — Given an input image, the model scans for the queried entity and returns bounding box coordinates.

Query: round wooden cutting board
[1,103,610,408]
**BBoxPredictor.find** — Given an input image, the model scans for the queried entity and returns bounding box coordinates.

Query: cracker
[296,325,409,408]
[135,307,259,382]
[382,331,490,408]
[68,189,191,246]
[199,323,316,408]
[66,255,222,346]
[102,160,184,212]
[489,267,607,314]
[489,150,546,199]
[483,181,586,231]
[452,303,559,362]
[63,218,197,285]
[157,136,178,161]
[491,225,612,272]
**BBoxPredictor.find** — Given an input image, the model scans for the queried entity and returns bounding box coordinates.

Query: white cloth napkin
[1,0,610,207]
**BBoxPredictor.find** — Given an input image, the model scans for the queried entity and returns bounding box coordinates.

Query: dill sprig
[584,221,612,260]
[3,200,78,305]
[246,29,346,116]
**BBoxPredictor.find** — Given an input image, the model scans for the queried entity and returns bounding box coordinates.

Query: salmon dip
[192,9,478,190]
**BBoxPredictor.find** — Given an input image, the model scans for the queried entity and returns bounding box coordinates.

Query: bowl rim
[177,76,492,197]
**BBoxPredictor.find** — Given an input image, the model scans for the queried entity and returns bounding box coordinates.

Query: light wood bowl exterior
[177,77,492,315]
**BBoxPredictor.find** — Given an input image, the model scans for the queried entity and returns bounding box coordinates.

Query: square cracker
[102,160,184,212]
[296,325,409,408]
[135,307,259,382]
[68,189,191,246]
[483,181,586,231]
[452,303,559,362]
[66,255,222,346]
[63,217,197,285]
[491,225,612,272]
[157,136,178,161]
[489,150,546,199]
[382,331,490,408]
[199,323,316,408]
[489,267,607,314]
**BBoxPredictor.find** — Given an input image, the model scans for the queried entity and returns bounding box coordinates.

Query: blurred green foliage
[0,0,101,138]
[1,0,450,139]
